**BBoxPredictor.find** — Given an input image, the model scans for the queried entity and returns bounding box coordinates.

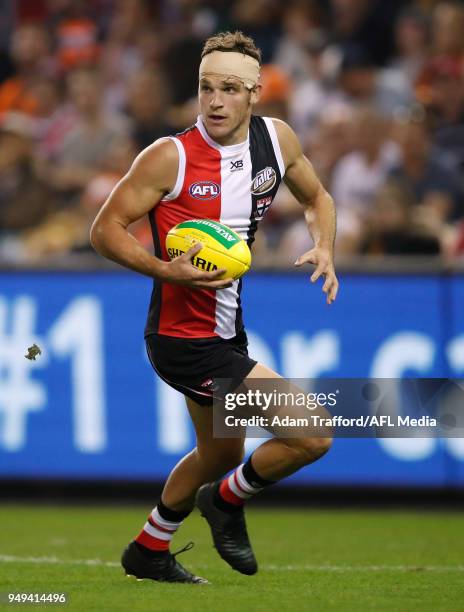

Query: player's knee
[304,436,332,462]
[313,435,332,459]
[289,436,332,464]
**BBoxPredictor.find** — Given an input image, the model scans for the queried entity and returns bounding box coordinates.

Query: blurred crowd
[1,0,464,266]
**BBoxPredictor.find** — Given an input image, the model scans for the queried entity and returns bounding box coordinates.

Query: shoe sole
[123,566,209,585]
[124,571,208,585]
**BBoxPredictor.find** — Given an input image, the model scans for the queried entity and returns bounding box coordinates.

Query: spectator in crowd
[416,2,464,117]
[45,67,129,198]
[427,62,464,171]
[390,115,464,225]
[254,64,292,121]
[162,8,206,122]
[329,0,402,66]
[361,180,441,255]
[263,106,353,267]
[21,135,138,261]
[305,106,354,186]
[0,112,56,262]
[125,68,174,152]
[416,1,464,120]
[431,1,464,59]
[264,189,315,266]
[288,32,341,141]
[331,106,400,253]
[273,0,325,83]
[79,135,149,252]
[54,6,100,73]
[0,23,53,117]
[32,77,78,162]
[335,44,413,116]
[415,3,464,172]
[390,7,430,83]
[229,0,283,62]
[100,0,164,113]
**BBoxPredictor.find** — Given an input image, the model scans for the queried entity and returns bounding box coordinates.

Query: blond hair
[201,31,262,64]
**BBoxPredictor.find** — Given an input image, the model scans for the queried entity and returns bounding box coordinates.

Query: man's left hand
[295,247,339,304]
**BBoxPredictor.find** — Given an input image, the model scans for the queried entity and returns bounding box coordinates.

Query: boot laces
[172,541,195,558]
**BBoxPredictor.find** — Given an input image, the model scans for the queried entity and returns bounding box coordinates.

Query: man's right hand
[158,243,234,290]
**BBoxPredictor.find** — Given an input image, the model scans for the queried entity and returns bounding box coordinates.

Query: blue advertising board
[0,271,463,487]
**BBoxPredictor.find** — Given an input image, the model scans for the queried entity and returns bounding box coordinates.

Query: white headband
[199,50,260,90]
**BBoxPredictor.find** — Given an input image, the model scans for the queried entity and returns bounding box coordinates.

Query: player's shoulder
[130,137,178,176]
[125,137,179,193]
[265,117,302,168]
[268,118,299,145]
[137,136,179,164]
[250,115,293,137]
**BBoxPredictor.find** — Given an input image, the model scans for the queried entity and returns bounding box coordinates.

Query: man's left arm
[273,119,339,304]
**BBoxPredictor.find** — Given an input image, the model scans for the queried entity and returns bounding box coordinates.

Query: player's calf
[197,443,245,479]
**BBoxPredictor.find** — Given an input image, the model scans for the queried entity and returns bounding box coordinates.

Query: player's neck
[214,126,248,146]
[200,115,249,147]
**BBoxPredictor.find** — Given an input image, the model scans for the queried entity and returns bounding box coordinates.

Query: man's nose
[210,90,224,108]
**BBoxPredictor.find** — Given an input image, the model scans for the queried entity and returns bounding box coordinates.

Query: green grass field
[1,504,463,611]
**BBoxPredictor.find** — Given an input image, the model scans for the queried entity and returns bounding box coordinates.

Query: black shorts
[145,330,257,406]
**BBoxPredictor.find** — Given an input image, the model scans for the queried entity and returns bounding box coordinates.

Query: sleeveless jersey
[145,115,285,339]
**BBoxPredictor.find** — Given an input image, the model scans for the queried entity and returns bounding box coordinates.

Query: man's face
[0,132,30,171]
[67,71,100,114]
[395,122,428,160]
[199,74,259,143]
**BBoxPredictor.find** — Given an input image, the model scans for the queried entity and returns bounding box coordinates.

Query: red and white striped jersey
[145,115,285,339]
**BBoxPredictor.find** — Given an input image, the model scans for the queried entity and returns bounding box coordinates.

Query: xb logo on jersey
[251,167,276,195]
[189,181,221,200]
[230,160,244,172]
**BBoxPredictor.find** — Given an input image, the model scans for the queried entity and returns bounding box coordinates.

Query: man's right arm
[90,138,232,289]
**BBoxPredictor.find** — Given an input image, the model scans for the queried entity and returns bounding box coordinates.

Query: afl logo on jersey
[251,167,276,195]
[189,181,220,200]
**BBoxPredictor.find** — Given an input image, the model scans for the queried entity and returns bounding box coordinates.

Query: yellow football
[165,219,251,280]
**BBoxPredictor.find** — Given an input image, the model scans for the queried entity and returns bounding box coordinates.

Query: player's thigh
[185,396,245,465]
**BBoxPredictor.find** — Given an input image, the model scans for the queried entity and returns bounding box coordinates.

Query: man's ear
[250,84,262,105]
